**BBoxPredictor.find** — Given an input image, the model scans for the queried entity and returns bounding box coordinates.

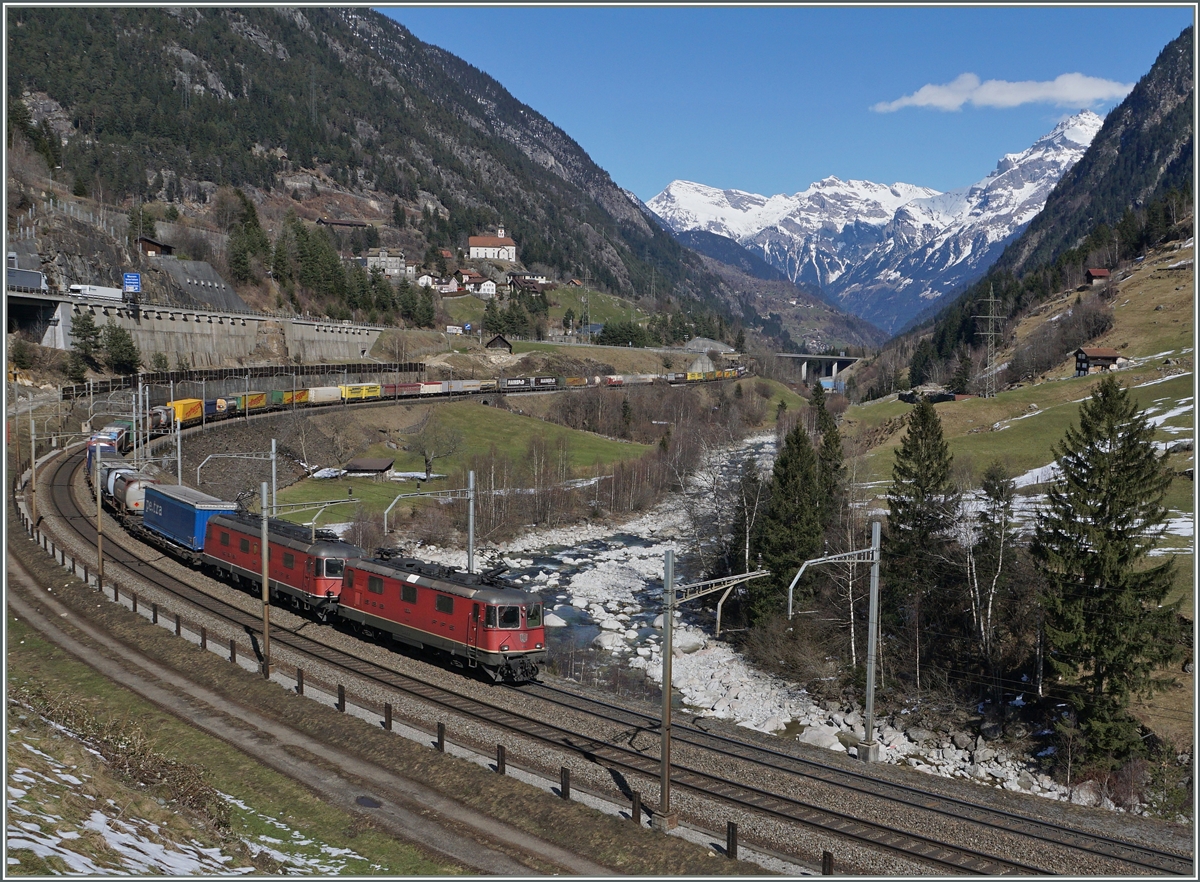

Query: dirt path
[6,552,616,876]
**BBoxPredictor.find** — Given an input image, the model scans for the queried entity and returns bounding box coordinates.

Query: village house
[364,247,405,278]
[1086,268,1111,286]
[468,225,517,261]
[416,273,435,288]
[436,277,460,295]
[1075,346,1125,376]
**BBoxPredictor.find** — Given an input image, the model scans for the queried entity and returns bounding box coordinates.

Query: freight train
[85,458,546,682]
[139,368,745,430]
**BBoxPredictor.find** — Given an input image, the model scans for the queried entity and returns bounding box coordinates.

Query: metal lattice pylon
[973,284,1001,398]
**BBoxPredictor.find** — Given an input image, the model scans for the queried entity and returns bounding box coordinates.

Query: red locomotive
[339,553,546,682]
[202,514,364,620]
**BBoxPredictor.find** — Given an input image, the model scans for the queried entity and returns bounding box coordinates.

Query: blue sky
[379,6,1194,202]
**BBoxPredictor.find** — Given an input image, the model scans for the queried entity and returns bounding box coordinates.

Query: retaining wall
[44,300,383,367]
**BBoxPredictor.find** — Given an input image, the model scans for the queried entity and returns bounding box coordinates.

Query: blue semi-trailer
[142,484,236,556]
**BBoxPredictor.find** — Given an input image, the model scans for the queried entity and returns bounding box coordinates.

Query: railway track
[523,681,1194,876]
[28,446,1195,876]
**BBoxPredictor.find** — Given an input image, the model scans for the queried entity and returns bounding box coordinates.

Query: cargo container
[420,382,446,395]
[339,383,382,401]
[382,382,422,398]
[143,485,236,552]
[86,441,118,474]
[446,379,482,394]
[238,391,268,412]
[167,398,204,425]
[268,390,287,408]
[479,379,499,392]
[308,386,342,405]
[202,398,233,418]
[502,377,532,389]
[87,448,124,481]
[282,389,309,406]
[560,376,588,387]
[113,472,158,513]
[532,376,557,388]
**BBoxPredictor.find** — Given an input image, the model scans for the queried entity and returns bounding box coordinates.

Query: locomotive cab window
[435,594,453,615]
[401,583,417,604]
[324,558,345,578]
[485,607,497,628]
[368,576,384,595]
[498,606,520,629]
[220,532,230,546]
[526,603,543,628]
[239,537,250,553]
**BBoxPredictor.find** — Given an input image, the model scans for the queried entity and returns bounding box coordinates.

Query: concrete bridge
[7,288,385,367]
[774,352,861,384]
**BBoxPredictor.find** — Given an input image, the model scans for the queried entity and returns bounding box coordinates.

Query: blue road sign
[123,272,141,293]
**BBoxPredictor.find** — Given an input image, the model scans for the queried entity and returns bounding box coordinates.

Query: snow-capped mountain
[648,110,1104,334]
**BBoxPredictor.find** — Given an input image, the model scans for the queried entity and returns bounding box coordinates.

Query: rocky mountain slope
[649,112,1103,333]
[5,6,877,355]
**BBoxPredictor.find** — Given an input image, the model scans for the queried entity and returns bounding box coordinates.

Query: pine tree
[749,422,824,622]
[885,398,957,690]
[810,383,844,524]
[69,311,101,359]
[1031,376,1180,762]
[100,319,141,375]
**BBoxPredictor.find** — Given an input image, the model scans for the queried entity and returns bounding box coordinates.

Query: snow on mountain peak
[647,111,1103,333]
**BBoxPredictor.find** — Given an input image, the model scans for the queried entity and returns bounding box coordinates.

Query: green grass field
[274,401,653,525]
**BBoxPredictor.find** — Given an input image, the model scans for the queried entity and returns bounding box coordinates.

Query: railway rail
[21,445,1196,876]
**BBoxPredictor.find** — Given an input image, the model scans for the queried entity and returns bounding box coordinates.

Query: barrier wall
[43,299,382,367]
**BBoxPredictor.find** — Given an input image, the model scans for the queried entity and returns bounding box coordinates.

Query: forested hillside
[6,6,869,350]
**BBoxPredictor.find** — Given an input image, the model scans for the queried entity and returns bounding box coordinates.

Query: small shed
[137,236,174,257]
[1086,268,1111,286]
[1075,347,1122,376]
[485,334,513,354]
[344,457,395,476]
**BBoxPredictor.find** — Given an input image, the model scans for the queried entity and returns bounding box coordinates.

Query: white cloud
[872,72,1134,112]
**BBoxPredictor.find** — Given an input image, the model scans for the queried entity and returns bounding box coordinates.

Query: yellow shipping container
[168,398,203,424]
[283,389,310,405]
[242,391,268,411]
[339,383,382,400]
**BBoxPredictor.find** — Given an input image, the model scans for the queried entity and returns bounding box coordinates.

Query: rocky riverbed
[327,429,1190,819]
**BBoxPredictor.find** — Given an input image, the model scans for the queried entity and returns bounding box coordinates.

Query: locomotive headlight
[500,645,510,651]
[536,642,543,649]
